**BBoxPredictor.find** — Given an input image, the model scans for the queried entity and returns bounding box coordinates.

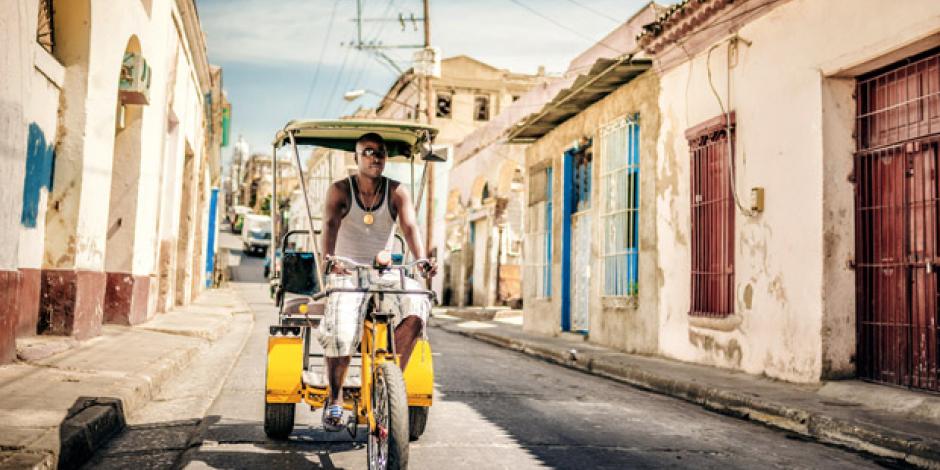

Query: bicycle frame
[360,305,396,431]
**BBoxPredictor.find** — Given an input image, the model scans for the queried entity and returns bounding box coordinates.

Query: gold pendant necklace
[360,177,381,226]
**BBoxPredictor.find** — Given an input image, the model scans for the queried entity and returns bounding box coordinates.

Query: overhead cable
[301,0,342,116]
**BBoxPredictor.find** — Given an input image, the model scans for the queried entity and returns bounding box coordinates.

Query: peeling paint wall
[3,0,66,280]
[0,4,26,271]
[654,0,940,382]
[1,1,65,272]
[522,71,661,354]
[22,124,56,229]
[5,0,218,325]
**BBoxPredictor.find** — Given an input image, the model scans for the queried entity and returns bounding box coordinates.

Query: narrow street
[119,232,884,469]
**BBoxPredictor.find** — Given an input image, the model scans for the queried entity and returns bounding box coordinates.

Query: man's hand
[325,255,351,275]
[418,258,438,279]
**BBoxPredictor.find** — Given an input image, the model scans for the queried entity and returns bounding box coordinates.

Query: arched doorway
[103,36,146,325]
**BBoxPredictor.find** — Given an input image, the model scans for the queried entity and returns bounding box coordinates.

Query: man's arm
[392,184,437,276]
[321,182,348,269]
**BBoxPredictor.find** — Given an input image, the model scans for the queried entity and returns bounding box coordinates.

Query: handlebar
[316,255,437,303]
[327,255,431,270]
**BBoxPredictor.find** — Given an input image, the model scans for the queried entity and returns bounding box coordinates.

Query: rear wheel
[368,362,409,470]
[408,406,429,441]
[263,403,295,440]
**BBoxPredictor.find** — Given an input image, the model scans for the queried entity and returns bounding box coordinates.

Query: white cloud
[199,0,356,65]
[198,0,662,72]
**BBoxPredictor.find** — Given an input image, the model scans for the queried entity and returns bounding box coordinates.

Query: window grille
[857,50,940,151]
[855,48,940,391]
[36,0,54,54]
[600,115,640,296]
[689,114,735,317]
[474,95,490,121]
[525,167,552,298]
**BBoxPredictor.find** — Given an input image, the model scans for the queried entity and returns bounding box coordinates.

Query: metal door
[571,211,591,332]
[855,50,940,391]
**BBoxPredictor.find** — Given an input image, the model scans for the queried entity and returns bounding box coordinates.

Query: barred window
[525,167,552,298]
[688,114,735,317]
[600,115,640,297]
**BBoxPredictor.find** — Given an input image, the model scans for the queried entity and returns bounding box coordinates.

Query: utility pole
[348,0,436,274]
[422,0,435,271]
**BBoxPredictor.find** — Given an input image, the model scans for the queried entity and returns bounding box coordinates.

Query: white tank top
[335,176,397,265]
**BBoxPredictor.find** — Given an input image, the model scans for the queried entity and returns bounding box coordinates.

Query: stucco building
[638,0,940,389]
[512,4,664,354]
[239,153,297,214]
[0,0,227,363]
[375,55,549,302]
[445,78,574,309]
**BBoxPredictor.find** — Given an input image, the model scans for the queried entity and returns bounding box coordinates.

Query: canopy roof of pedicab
[273,119,440,161]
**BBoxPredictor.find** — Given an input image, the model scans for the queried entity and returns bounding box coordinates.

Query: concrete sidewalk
[0,288,251,470]
[433,312,940,469]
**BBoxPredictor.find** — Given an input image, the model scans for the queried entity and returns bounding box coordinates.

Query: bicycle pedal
[345,415,358,439]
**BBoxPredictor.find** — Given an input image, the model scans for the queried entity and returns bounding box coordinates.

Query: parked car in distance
[241,214,272,256]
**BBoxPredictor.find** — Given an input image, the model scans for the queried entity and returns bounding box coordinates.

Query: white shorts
[316,272,431,357]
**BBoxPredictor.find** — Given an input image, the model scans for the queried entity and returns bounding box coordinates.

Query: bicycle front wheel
[368,362,410,470]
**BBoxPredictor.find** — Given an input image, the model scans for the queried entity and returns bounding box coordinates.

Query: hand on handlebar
[324,255,351,275]
[418,258,438,279]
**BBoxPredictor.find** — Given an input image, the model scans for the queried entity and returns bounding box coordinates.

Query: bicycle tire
[408,406,429,441]
[369,362,410,469]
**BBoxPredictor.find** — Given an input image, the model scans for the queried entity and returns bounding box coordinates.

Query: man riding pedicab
[317,132,437,431]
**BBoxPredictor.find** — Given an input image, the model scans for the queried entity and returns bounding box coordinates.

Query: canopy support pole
[288,131,326,292]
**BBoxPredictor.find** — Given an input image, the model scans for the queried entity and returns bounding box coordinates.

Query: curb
[439,308,522,322]
[1,291,248,470]
[439,322,940,469]
[58,398,125,470]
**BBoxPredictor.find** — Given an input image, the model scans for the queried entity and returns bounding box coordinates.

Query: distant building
[240,154,297,215]
[375,55,549,301]
[227,135,250,212]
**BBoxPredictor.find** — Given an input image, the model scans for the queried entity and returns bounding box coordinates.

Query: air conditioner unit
[119,52,151,105]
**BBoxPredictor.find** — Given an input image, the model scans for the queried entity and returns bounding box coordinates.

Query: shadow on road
[181,415,365,469]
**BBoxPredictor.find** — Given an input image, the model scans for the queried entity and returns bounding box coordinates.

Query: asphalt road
[88,232,890,469]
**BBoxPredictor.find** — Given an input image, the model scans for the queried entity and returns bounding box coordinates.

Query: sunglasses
[359,147,387,158]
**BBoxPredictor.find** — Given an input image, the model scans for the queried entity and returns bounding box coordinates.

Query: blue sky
[195,0,667,164]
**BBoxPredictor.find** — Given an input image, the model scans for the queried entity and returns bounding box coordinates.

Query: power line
[325,46,354,116]
[507,0,625,55]
[301,0,342,116]
[562,0,620,23]
[347,0,398,95]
